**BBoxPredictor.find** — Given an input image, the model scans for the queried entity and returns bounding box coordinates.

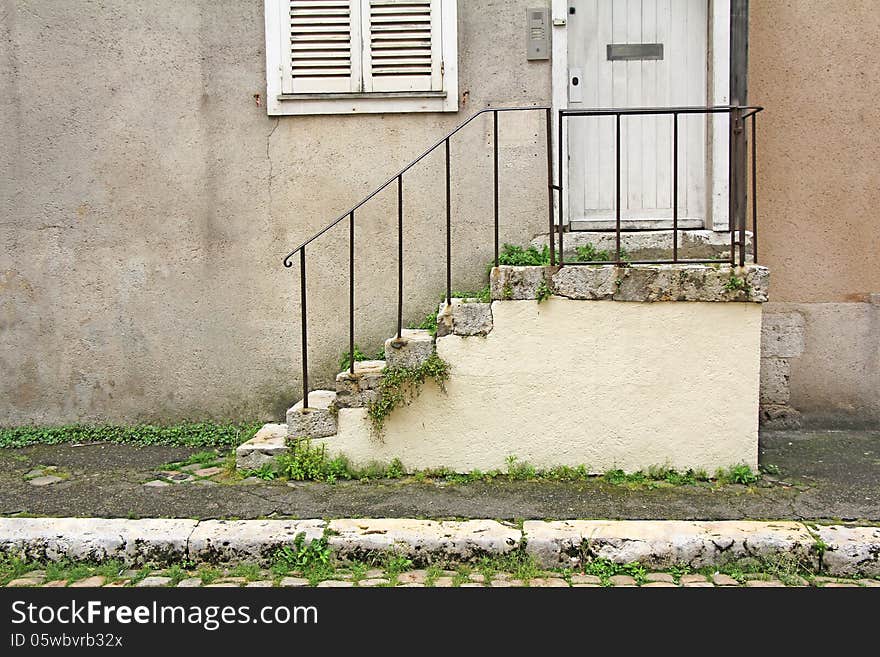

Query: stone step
[286,389,337,439]
[531,229,754,262]
[336,360,386,408]
[384,329,434,369]
[436,299,493,337]
[236,423,287,470]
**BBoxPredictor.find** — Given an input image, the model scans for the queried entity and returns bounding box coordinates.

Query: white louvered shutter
[363,0,443,93]
[282,0,362,93]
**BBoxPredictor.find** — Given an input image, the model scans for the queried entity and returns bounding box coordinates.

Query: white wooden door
[567,0,709,229]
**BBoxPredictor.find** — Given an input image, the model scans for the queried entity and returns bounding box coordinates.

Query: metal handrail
[285,103,763,408]
[282,105,551,267]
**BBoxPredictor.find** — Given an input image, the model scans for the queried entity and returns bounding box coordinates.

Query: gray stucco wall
[0,0,551,424]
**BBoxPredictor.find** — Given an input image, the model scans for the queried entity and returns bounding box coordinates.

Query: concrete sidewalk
[0,429,877,521]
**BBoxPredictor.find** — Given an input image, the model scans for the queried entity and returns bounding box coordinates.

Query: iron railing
[283,104,763,407]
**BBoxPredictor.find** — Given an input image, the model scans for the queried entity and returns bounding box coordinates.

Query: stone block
[523,520,817,570]
[613,265,684,302]
[327,519,520,564]
[188,519,326,565]
[817,525,880,577]
[614,264,769,303]
[551,266,616,300]
[384,329,434,369]
[760,358,791,405]
[236,423,288,470]
[436,299,493,337]
[287,390,337,438]
[760,404,803,429]
[761,312,806,358]
[335,360,385,408]
[490,265,558,300]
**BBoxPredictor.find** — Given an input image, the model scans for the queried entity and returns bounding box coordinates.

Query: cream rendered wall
[327,298,762,472]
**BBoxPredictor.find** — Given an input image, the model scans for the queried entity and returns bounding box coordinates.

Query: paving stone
[214,577,247,584]
[193,467,223,478]
[679,574,709,584]
[25,469,45,478]
[280,577,309,587]
[246,581,273,587]
[609,575,637,586]
[529,578,569,587]
[135,576,173,587]
[572,584,602,587]
[206,583,240,587]
[103,581,130,587]
[396,570,428,584]
[364,569,385,579]
[491,579,524,587]
[571,574,602,585]
[398,583,425,587]
[432,577,454,587]
[492,572,511,580]
[7,578,42,587]
[28,476,63,486]
[744,580,785,587]
[21,570,46,580]
[358,578,389,587]
[459,583,484,587]
[121,570,142,578]
[468,573,486,583]
[235,423,288,470]
[287,391,337,439]
[683,582,715,587]
[69,576,107,587]
[436,299,493,337]
[384,329,434,369]
[820,582,859,588]
[858,579,880,587]
[712,574,740,586]
[316,580,353,588]
[335,360,386,408]
[143,479,170,487]
[641,582,678,587]
[180,464,203,473]
[177,578,203,587]
[645,573,675,583]
[43,580,68,587]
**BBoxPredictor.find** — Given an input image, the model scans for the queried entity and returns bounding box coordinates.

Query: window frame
[265,0,459,116]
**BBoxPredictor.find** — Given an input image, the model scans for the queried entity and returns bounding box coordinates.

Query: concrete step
[531,229,754,262]
[286,389,337,439]
[336,360,386,408]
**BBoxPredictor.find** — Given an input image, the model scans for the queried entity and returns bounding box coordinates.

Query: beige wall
[327,299,762,472]
[0,0,551,424]
[751,0,880,303]
[751,1,880,425]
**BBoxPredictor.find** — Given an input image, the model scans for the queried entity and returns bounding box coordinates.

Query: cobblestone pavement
[5,567,879,589]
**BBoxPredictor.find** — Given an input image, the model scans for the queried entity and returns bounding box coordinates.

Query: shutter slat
[285,0,358,93]
[365,0,439,92]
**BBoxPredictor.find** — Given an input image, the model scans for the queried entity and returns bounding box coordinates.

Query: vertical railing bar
[615,113,621,264]
[348,210,355,375]
[493,110,499,268]
[545,108,556,267]
[751,112,758,264]
[557,110,564,266]
[299,247,309,409]
[672,112,679,263]
[737,109,746,268]
[728,109,735,266]
[445,138,451,305]
[397,174,403,339]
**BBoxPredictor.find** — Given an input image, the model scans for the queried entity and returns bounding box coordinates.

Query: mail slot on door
[606,43,664,61]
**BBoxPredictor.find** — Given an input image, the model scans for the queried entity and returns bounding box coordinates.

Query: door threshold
[570,219,705,231]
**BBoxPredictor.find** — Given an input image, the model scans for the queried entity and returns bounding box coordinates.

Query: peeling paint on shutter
[283,0,362,93]
[364,0,442,92]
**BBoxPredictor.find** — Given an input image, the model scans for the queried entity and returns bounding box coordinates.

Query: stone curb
[0,518,876,576]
